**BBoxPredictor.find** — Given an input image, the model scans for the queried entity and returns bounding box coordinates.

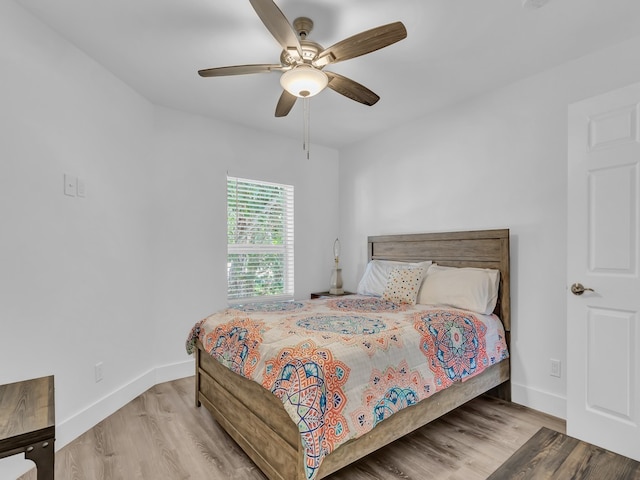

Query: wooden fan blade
[314,21,407,68]
[275,90,297,117]
[249,0,302,60]
[198,64,285,77]
[325,71,380,106]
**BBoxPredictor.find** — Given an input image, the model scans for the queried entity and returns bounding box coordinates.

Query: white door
[567,82,640,461]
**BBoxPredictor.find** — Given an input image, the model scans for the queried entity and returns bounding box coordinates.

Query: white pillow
[357,260,432,297]
[417,264,500,315]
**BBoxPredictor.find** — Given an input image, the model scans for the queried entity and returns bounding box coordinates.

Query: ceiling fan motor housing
[280,40,323,66]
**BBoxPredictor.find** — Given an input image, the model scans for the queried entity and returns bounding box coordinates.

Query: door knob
[571,283,594,296]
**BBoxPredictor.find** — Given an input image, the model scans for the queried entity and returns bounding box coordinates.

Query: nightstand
[310,291,354,300]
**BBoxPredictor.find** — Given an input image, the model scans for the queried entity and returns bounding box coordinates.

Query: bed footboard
[196,341,510,480]
[196,342,301,480]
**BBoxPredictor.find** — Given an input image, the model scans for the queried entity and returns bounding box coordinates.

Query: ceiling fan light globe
[280,65,328,98]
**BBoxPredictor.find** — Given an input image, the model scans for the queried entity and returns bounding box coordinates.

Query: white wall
[0,2,155,476]
[0,2,339,478]
[149,106,340,370]
[339,34,640,419]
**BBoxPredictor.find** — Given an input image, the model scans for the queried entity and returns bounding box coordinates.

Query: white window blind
[227,176,294,303]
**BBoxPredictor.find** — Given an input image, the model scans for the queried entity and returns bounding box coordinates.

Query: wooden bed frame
[195,228,511,480]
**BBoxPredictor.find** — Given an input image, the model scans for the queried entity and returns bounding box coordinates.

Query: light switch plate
[77,178,86,197]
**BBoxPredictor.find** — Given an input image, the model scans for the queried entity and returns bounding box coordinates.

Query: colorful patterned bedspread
[185,296,509,480]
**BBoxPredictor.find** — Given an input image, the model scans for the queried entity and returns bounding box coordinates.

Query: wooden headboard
[367,229,511,332]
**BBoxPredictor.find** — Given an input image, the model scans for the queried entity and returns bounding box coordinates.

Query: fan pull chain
[303,97,310,160]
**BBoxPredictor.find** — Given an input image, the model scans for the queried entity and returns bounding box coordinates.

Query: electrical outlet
[550,359,561,378]
[64,174,76,197]
[95,362,104,383]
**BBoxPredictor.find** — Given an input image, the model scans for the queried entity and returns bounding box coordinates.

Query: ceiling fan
[198,0,408,118]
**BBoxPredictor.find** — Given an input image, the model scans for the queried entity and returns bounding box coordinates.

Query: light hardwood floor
[18,377,565,480]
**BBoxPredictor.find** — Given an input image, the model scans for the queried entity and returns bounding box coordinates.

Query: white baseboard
[154,358,195,384]
[56,369,155,449]
[58,359,194,448]
[0,457,32,480]
[511,381,567,420]
[0,359,195,480]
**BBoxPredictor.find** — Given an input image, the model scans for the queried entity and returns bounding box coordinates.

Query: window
[227,176,294,303]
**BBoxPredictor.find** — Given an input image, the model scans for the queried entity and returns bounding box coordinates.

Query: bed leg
[487,380,511,402]
[195,346,201,408]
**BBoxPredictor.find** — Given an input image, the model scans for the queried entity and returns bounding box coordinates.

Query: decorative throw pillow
[382,266,427,305]
[357,260,432,297]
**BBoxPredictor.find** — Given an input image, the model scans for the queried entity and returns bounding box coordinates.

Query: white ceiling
[15,0,640,149]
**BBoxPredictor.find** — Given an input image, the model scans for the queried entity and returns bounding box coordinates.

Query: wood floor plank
[487,427,640,480]
[17,377,566,480]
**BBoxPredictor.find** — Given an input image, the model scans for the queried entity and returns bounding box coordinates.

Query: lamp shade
[280,65,328,98]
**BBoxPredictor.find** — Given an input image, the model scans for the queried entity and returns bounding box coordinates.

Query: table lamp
[329,238,344,294]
